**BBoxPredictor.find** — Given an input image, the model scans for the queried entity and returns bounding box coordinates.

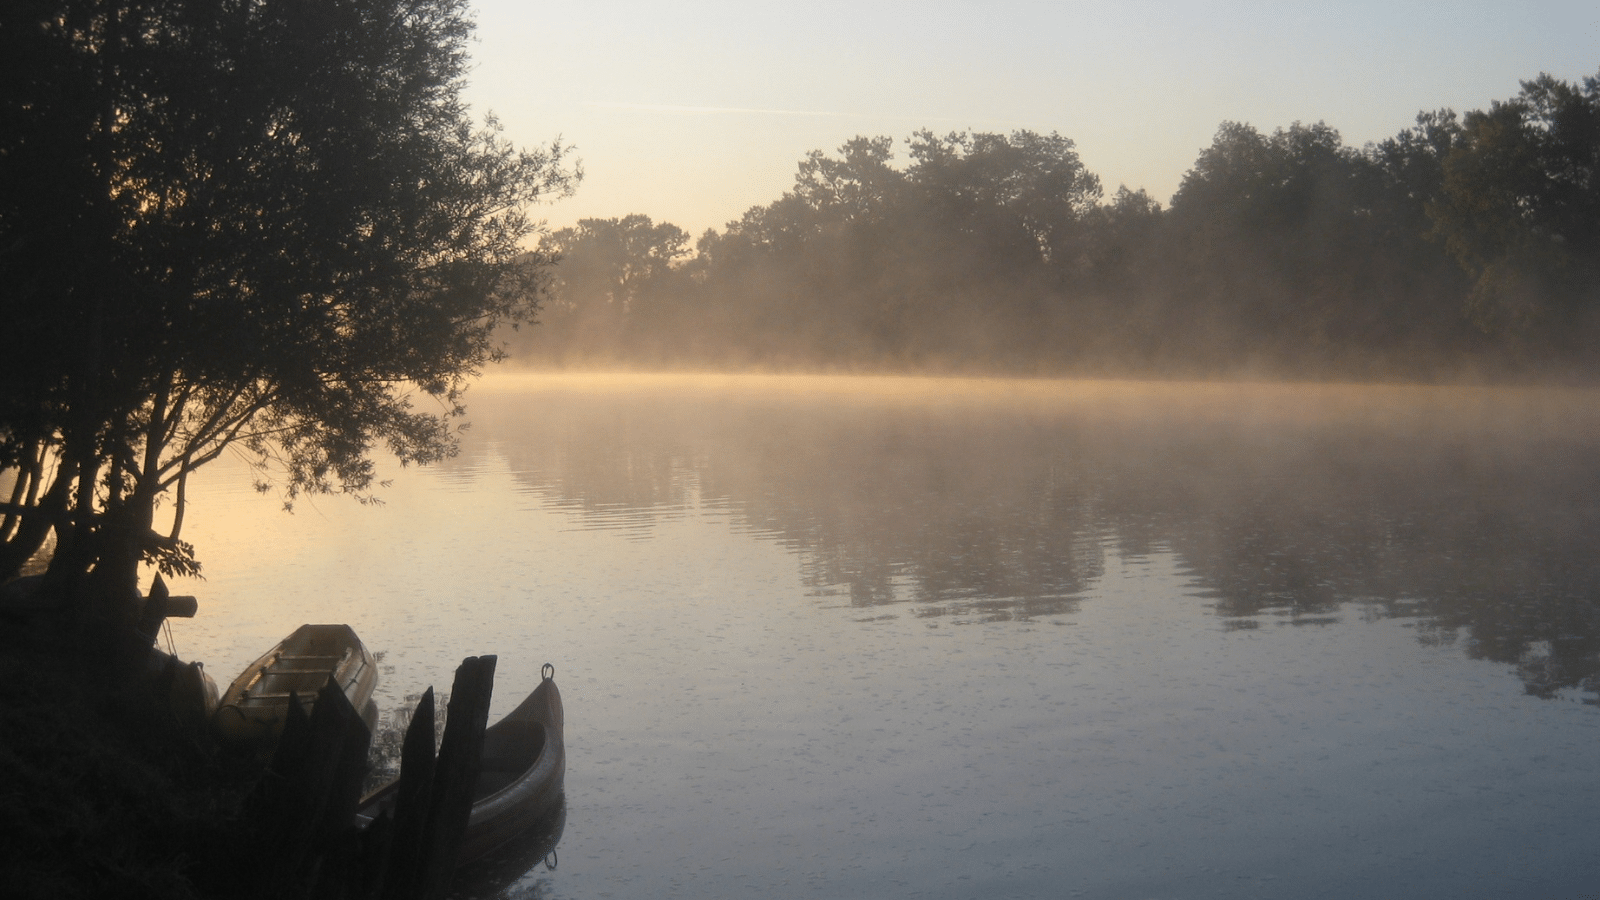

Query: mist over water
[168,374,1600,898]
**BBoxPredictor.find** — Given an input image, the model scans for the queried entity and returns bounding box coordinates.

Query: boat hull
[458,675,565,862]
[355,667,565,867]
[144,647,220,732]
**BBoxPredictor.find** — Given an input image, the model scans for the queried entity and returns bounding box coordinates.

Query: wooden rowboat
[356,663,565,866]
[213,623,379,750]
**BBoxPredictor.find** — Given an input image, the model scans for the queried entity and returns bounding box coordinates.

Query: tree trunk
[0,459,76,582]
[83,478,160,642]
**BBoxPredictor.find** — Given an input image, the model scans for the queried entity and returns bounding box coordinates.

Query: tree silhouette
[0,0,577,627]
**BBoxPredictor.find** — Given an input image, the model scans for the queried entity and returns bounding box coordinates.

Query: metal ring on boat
[542,662,555,681]
[544,850,558,871]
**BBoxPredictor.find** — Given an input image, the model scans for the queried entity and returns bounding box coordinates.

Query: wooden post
[412,655,496,900]
[216,648,551,898]
[242,677,373,900]
[376,687,438,900]
[243,689,313,897]
[135,573,171,642]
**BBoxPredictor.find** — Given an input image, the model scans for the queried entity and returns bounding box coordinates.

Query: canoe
[459,665,565,862]
[213,623,380,750]
[356,663,565,866]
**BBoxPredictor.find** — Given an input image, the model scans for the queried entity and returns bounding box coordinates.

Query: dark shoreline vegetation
[0,613,253,900]
[506,70,1600,384]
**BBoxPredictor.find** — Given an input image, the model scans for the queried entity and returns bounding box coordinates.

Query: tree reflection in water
[459,375,1600,702]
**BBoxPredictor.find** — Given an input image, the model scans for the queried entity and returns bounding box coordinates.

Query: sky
[461,1,1600,240]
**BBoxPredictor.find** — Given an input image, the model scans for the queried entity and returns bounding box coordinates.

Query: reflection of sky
[165,374,1600,898]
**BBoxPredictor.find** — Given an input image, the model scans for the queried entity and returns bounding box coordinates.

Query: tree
[1084,186,1163,288]
[1162,120,1458,371]
[907,129,1102,269]
[540,216,691,315]
[0,0,577,629]
[790,136,904,229]
[1372,109,1463,224]
[515,215,692,362]
[1429,71,1600,345]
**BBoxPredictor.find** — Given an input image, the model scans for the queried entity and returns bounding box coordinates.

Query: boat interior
[243,647,360,703]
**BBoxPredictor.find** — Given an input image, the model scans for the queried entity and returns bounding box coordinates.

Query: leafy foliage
[0,0,577,604]
[1430,73,1600,345]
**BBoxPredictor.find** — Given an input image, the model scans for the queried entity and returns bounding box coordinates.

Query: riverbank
[0,613,253,899]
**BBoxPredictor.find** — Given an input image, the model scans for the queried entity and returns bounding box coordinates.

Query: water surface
[169,373,1600,898]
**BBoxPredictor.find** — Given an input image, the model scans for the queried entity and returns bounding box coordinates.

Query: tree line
[508,70,1600,380]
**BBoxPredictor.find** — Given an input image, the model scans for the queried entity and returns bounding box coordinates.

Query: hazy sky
[463,1,1599,239]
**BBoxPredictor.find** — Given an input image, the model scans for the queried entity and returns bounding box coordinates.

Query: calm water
[166,373,1600,899]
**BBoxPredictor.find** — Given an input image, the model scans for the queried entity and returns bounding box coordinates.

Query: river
[166,372,1600,899]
